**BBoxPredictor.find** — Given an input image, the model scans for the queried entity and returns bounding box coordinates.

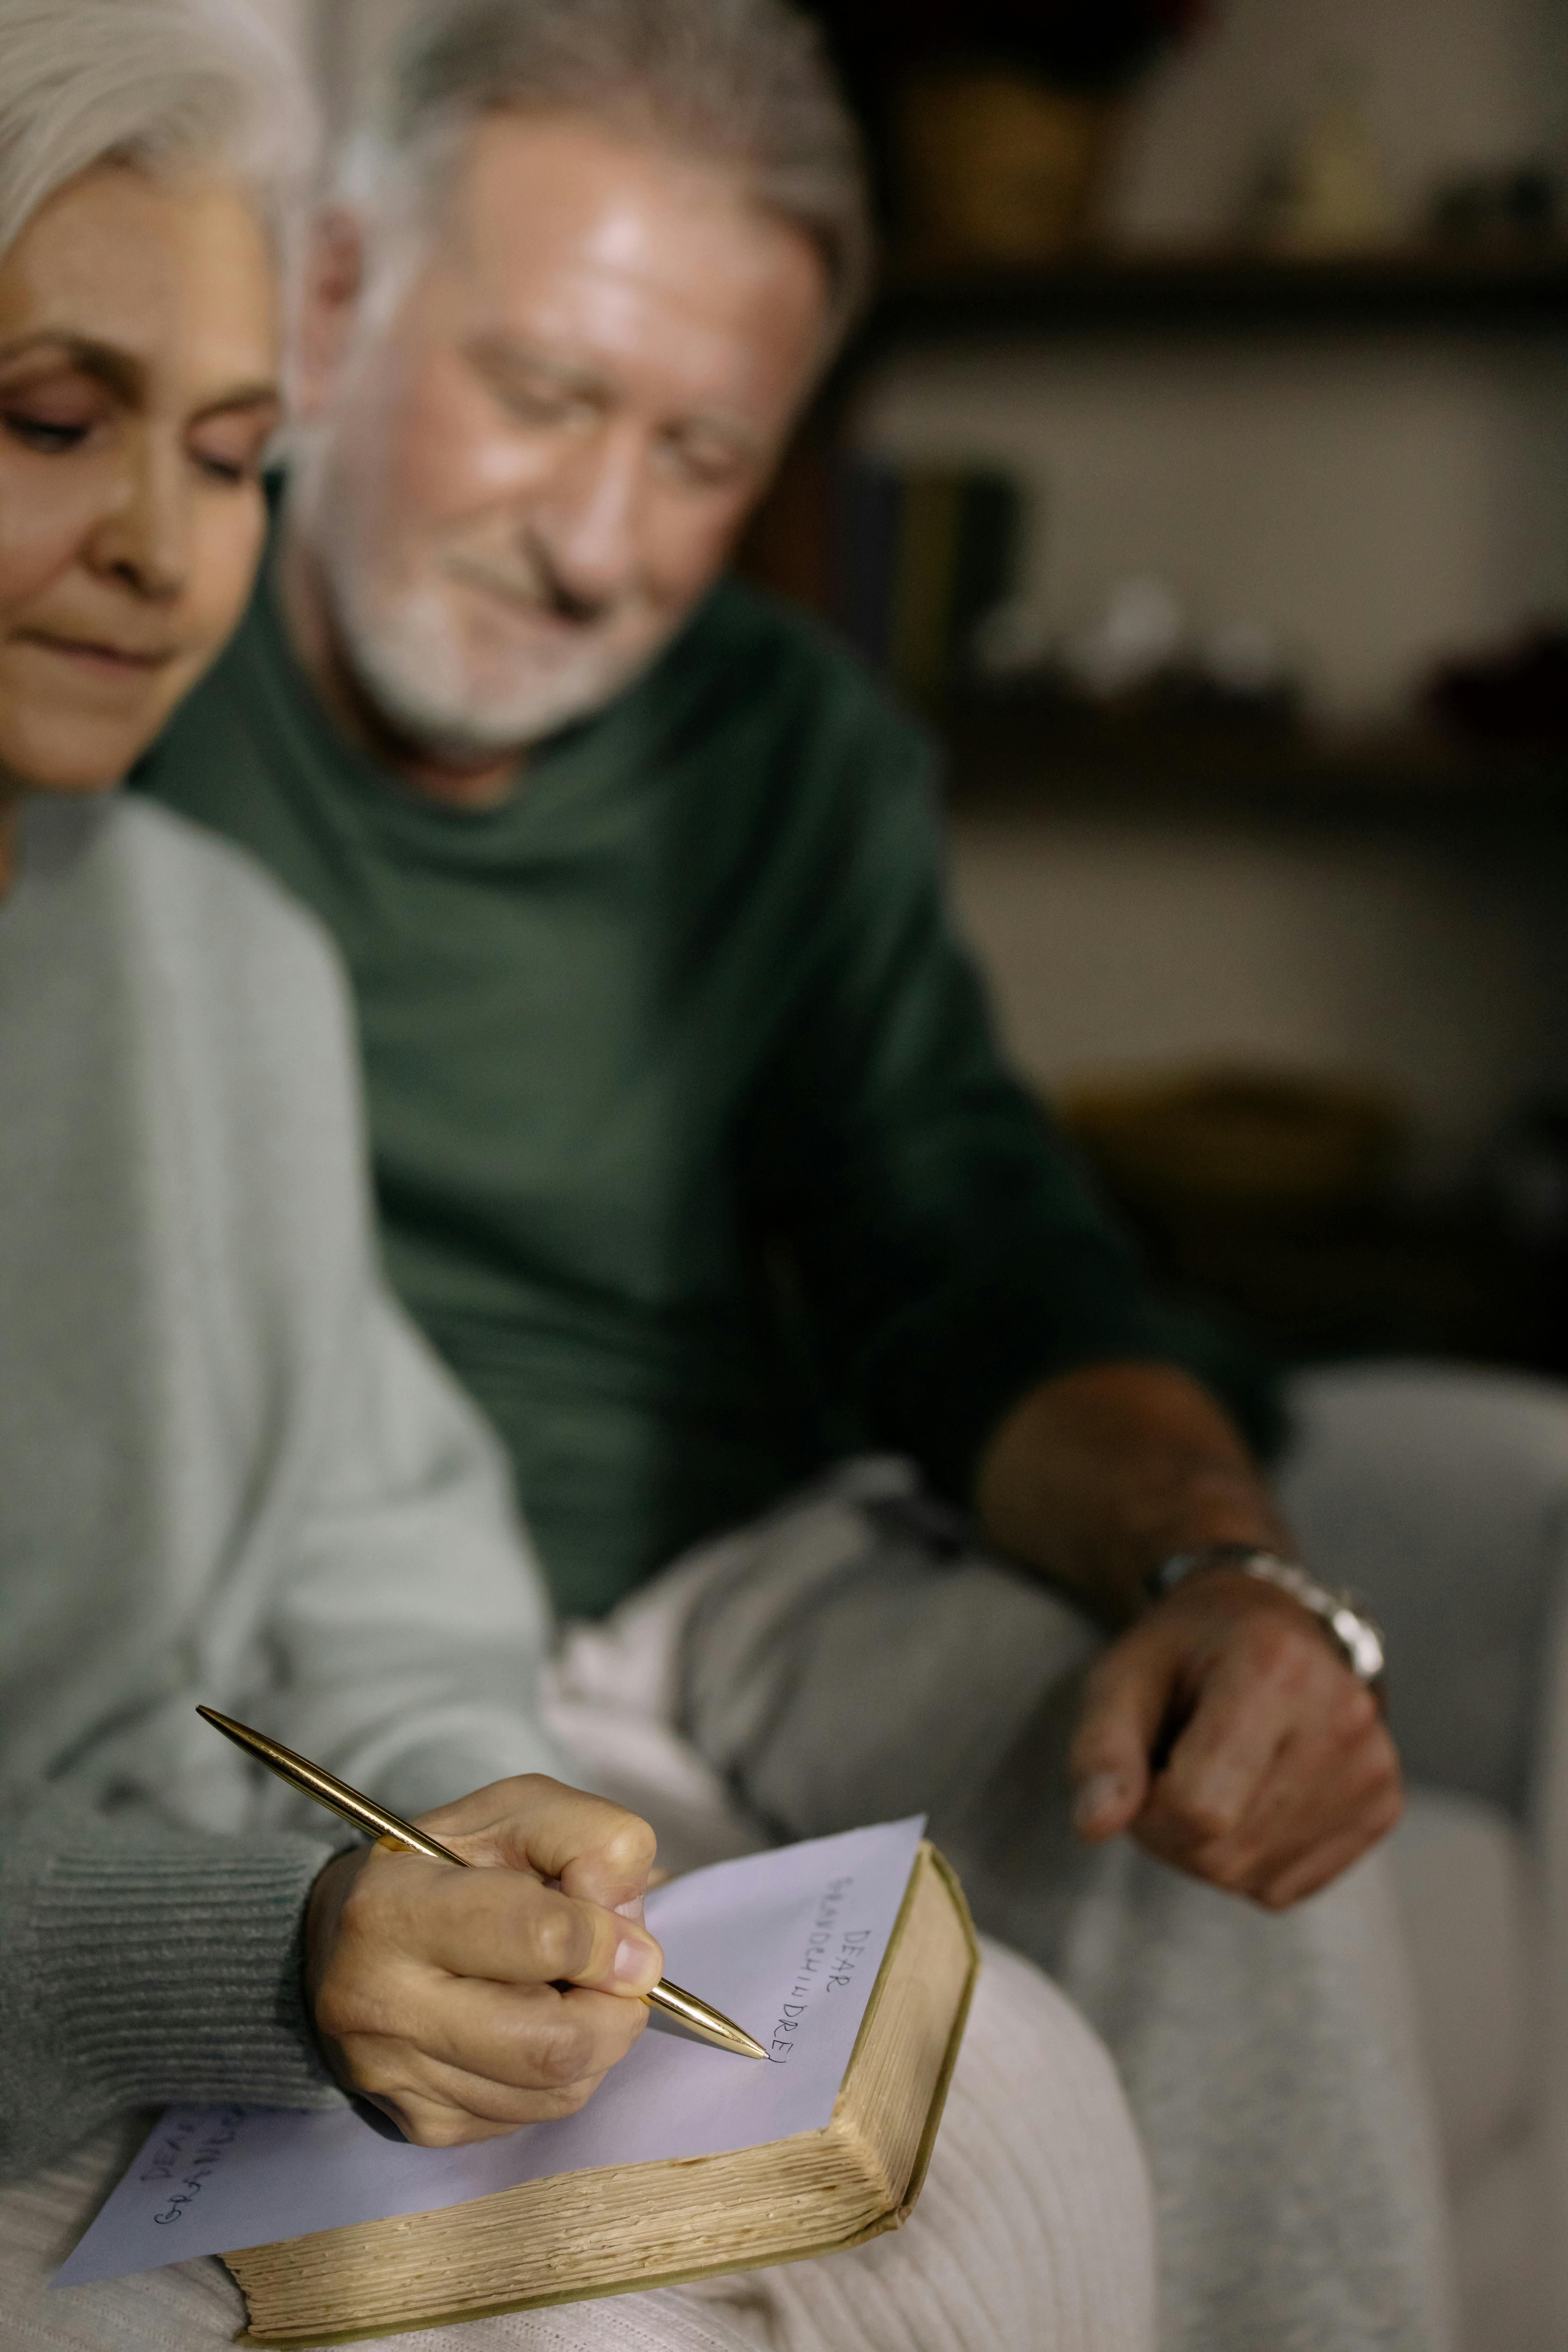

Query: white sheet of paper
[55,1815,927,2288]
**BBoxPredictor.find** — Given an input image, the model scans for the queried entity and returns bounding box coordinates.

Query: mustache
[444,543,614,630]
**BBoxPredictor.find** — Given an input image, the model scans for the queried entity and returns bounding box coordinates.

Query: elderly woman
[0,5,1154,2349]
[0,0,671,2183]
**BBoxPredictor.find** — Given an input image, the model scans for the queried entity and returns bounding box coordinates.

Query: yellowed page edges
[232,1844,979,2350]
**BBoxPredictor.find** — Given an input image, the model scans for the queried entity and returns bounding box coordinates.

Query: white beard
[298,439,659,760]
[325,561,651,758]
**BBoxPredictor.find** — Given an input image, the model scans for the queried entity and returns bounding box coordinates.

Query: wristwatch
[1149,1542,1386,1695]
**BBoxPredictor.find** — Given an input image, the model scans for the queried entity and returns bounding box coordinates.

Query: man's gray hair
[350,0,873,351]
[0,0,317,261]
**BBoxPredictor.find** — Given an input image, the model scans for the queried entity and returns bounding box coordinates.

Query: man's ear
[294,208,369,419]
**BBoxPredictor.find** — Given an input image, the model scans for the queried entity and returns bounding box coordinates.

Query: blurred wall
[947,807,1568,1188]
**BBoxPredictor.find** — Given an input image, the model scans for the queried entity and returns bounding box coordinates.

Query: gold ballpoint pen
[197,1706,765,2061]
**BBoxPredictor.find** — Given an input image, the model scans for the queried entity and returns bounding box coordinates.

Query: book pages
[55,1815,927,2289]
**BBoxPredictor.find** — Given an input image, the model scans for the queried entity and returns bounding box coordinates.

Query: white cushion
[1386,1786,1537,2188]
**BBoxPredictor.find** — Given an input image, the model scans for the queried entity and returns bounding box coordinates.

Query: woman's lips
[14,628,176,673]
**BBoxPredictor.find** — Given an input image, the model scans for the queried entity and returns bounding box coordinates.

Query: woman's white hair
[0,0,317,260]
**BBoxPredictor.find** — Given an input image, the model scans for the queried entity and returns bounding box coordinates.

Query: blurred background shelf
[940,703,1568,819]
[1096,1197,1556,1371]
[859,248,1568,351]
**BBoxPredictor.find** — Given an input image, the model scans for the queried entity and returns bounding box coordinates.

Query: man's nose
[532,424,647,609]
[85,429,189,602]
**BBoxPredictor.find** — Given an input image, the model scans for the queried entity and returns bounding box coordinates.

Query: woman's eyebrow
[0,336,279,421]
[0,331,145,399]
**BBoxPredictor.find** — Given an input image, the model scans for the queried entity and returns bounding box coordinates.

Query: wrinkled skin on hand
[1069,1571,1401,1910]
[978,1363,1400,1909]
[304,1775,663,2146]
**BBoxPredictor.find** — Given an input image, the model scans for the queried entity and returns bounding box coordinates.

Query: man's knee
[676,1471,1100,1840]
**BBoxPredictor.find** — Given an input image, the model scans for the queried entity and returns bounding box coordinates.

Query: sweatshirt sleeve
[0,1788,346,2183]
[259,1273,572,1830]
[744,738,1171,1508]
[0,1273,562,2183]
[165,836,574,1830]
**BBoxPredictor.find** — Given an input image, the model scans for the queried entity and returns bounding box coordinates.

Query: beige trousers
[0,1939,1153,2352]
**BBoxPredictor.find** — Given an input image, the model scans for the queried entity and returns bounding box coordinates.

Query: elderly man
[137,4,1455,2345]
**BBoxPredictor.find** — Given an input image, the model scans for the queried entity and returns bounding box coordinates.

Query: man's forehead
[425,112,827,410]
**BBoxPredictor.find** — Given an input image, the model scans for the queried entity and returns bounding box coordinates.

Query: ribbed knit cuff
[0,1792,348,2181]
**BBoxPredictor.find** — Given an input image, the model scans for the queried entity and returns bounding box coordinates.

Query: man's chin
[393,678,623,761]
[348,625,664,764]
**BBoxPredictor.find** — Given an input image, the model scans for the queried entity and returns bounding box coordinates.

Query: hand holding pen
[200,1709,762,2152]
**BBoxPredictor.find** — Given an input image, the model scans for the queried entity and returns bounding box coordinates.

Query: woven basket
[896,69,1125,267]
[1060,1067,1406,1214]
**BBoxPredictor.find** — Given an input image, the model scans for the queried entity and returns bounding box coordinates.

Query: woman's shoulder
[97,792,350,1024]
[113,792,331,939]
[33,796,363,1128]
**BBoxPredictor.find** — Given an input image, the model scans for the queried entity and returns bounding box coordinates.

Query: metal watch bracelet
[1149,1542,1387,1694]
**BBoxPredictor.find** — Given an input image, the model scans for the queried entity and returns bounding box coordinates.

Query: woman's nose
[85,429,189,602]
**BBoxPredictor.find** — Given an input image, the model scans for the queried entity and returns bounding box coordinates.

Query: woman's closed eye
[0,364,113,456]
[0,354,279,484]
[187,399,280,487]
[4,411,92,453]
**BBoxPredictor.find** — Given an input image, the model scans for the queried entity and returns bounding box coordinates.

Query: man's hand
[1069,1571,1401,1909]
[977,1362,1401,1907]
[303,1775,663,2147]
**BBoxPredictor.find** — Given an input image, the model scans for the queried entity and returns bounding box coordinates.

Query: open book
[57,1818,978,2347]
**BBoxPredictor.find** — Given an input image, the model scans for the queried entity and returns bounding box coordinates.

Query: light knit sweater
[0,795,564,2181]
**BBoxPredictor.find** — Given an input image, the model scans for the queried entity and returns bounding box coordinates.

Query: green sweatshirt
[135,551,1163,1618]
